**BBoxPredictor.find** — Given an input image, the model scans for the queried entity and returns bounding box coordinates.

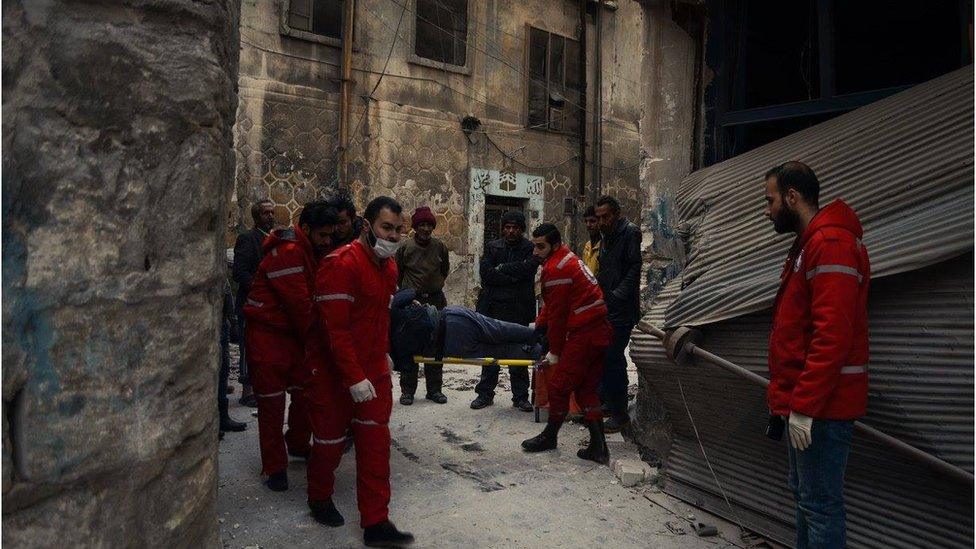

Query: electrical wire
[349,0,409,141]
[378,0,639,135]
[675,374,747,535]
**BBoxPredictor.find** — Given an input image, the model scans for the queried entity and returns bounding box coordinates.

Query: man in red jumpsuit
[764,161,870,548]
[521,223,612,464]
[305,196,415,547]
[243,201,339,491]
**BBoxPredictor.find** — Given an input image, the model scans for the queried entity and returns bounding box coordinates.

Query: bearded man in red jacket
[243,201,339,492]
[764,161,870,549]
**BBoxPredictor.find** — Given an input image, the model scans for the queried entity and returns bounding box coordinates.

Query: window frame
[280,0,345,48]
[408,0,474,75]
[523,25,582,136]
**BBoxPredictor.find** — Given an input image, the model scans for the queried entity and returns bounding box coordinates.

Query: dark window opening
[527,27,581,134]
[833,1,964,94]
[415,0,468,67]
[288,0,343,40]
[483,195,525,245]
[703,0,971,165]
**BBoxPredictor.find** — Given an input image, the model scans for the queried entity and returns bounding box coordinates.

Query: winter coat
[535,245,608,356]
[767,200,871,420]
[597,218,642,326]
[476,237,538,325]
[232,227,268,312]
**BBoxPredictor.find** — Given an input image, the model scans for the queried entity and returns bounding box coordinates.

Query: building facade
[231,0,648,305]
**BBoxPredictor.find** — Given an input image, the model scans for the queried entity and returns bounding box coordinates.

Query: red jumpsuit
[242,226,316,476]
[305,239,398,527]
[536,245,611,423]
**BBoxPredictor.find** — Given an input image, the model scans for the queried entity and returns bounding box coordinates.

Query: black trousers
[218,322,231,419]
[399,362,443,396]
[474,363,529,402]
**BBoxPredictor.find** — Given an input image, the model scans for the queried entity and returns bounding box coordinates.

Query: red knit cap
[411,206,436,228]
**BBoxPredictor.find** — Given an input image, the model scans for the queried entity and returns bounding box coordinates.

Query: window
[527,27,581,134]
[414,0,468,67]
[283,0,343,45]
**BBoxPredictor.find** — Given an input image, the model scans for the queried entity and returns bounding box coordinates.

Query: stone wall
[2,1,240,546]
[232,0,646,306]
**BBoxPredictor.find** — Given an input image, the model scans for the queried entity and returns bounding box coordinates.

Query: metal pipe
[634,321,975,484]
[337,0,356,187]
[576,0,587,202]
[413,356,536,367]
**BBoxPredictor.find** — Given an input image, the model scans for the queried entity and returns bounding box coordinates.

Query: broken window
[527,27,581,134]
[415,0,468,67]
[288,0,343,40]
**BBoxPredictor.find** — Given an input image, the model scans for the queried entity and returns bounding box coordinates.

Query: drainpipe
[591,0,603,202]
[337,0,356,187]
[637,321,976,485]
[574,0,588,251]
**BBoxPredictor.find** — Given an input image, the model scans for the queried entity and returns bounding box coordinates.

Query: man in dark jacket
[472,211,537,412]
[594,195,643,432]
[233,198,276,406]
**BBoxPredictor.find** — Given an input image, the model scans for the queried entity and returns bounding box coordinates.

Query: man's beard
[772,204,801,234]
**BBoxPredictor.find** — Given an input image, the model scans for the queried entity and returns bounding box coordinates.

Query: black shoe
[239,394,258,408]
[513,399,534,412]
[426,392,448,404]
[309,499,345,527]
[603,415,630,434]
[521,421,562,453]
[400,394,414,405]
[364,520,415,547]
[288,447,310,460]
[577,420,610,464]
[265,470,288,492]
[220,416,247,432]
[470,395,494,410]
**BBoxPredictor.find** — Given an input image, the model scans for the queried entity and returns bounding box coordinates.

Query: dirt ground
[218,352,749,548]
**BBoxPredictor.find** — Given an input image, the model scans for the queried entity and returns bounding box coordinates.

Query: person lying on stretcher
[389,288,545,405]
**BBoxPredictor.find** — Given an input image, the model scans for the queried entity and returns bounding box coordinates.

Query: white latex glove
[544,352,559,365]
[788,411,813,451]
[350,379,377,403]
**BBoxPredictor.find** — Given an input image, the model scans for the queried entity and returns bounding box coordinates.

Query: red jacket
[535,245,608,356]
[768,200,871,419]
[314,240,398,388]
[242,225,317,341]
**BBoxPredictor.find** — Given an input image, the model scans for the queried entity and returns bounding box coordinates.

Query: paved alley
[217,364,747,549]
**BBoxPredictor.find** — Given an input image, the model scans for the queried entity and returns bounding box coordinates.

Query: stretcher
[411,356,581,423]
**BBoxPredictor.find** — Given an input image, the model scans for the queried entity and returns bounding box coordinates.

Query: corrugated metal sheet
[632,255,974,548]
[631,67,975,548]
[654,66,974,329]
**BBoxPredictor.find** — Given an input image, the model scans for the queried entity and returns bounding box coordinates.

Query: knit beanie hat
[501,210,526,229]
[411,206,436,228]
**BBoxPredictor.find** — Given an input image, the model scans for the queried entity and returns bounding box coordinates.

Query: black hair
[251,198,274,220]
[298,201,339,230]
[327,195,357,218]
[501,210,526,229]
[583,205,596,218]
[364,196,403,223]
[531,223,562,245]
[766,161,820,205]
[595,195,621,214]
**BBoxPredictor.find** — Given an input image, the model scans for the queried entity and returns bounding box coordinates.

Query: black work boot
[265,470,288,492]
[470,394,494,410]
[513,398,534,412]
[309,498,344,527]
[363,520,415,547]
[399,394,414,405]
[521,421,563,452]
[425,392,448,404]
[220,415,247,432]
[603,414,630,434]
[577,420,610,464]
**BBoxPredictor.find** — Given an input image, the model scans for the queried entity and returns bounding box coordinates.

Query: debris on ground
[611,459,659,487]
[693,522,718,537]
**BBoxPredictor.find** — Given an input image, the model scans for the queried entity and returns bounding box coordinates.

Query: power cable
[349,0,409,141]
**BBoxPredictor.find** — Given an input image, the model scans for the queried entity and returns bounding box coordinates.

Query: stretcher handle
[412,355,536,367]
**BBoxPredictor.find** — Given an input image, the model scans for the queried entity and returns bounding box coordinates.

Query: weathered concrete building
[231,0,653,304]
[3,1,240,546]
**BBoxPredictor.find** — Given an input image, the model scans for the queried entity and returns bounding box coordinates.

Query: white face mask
[369,225,401,259]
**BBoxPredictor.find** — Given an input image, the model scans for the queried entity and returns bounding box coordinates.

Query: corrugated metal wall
[631,67,975,548]
[633,255,974,548]
[653,66,974,328]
